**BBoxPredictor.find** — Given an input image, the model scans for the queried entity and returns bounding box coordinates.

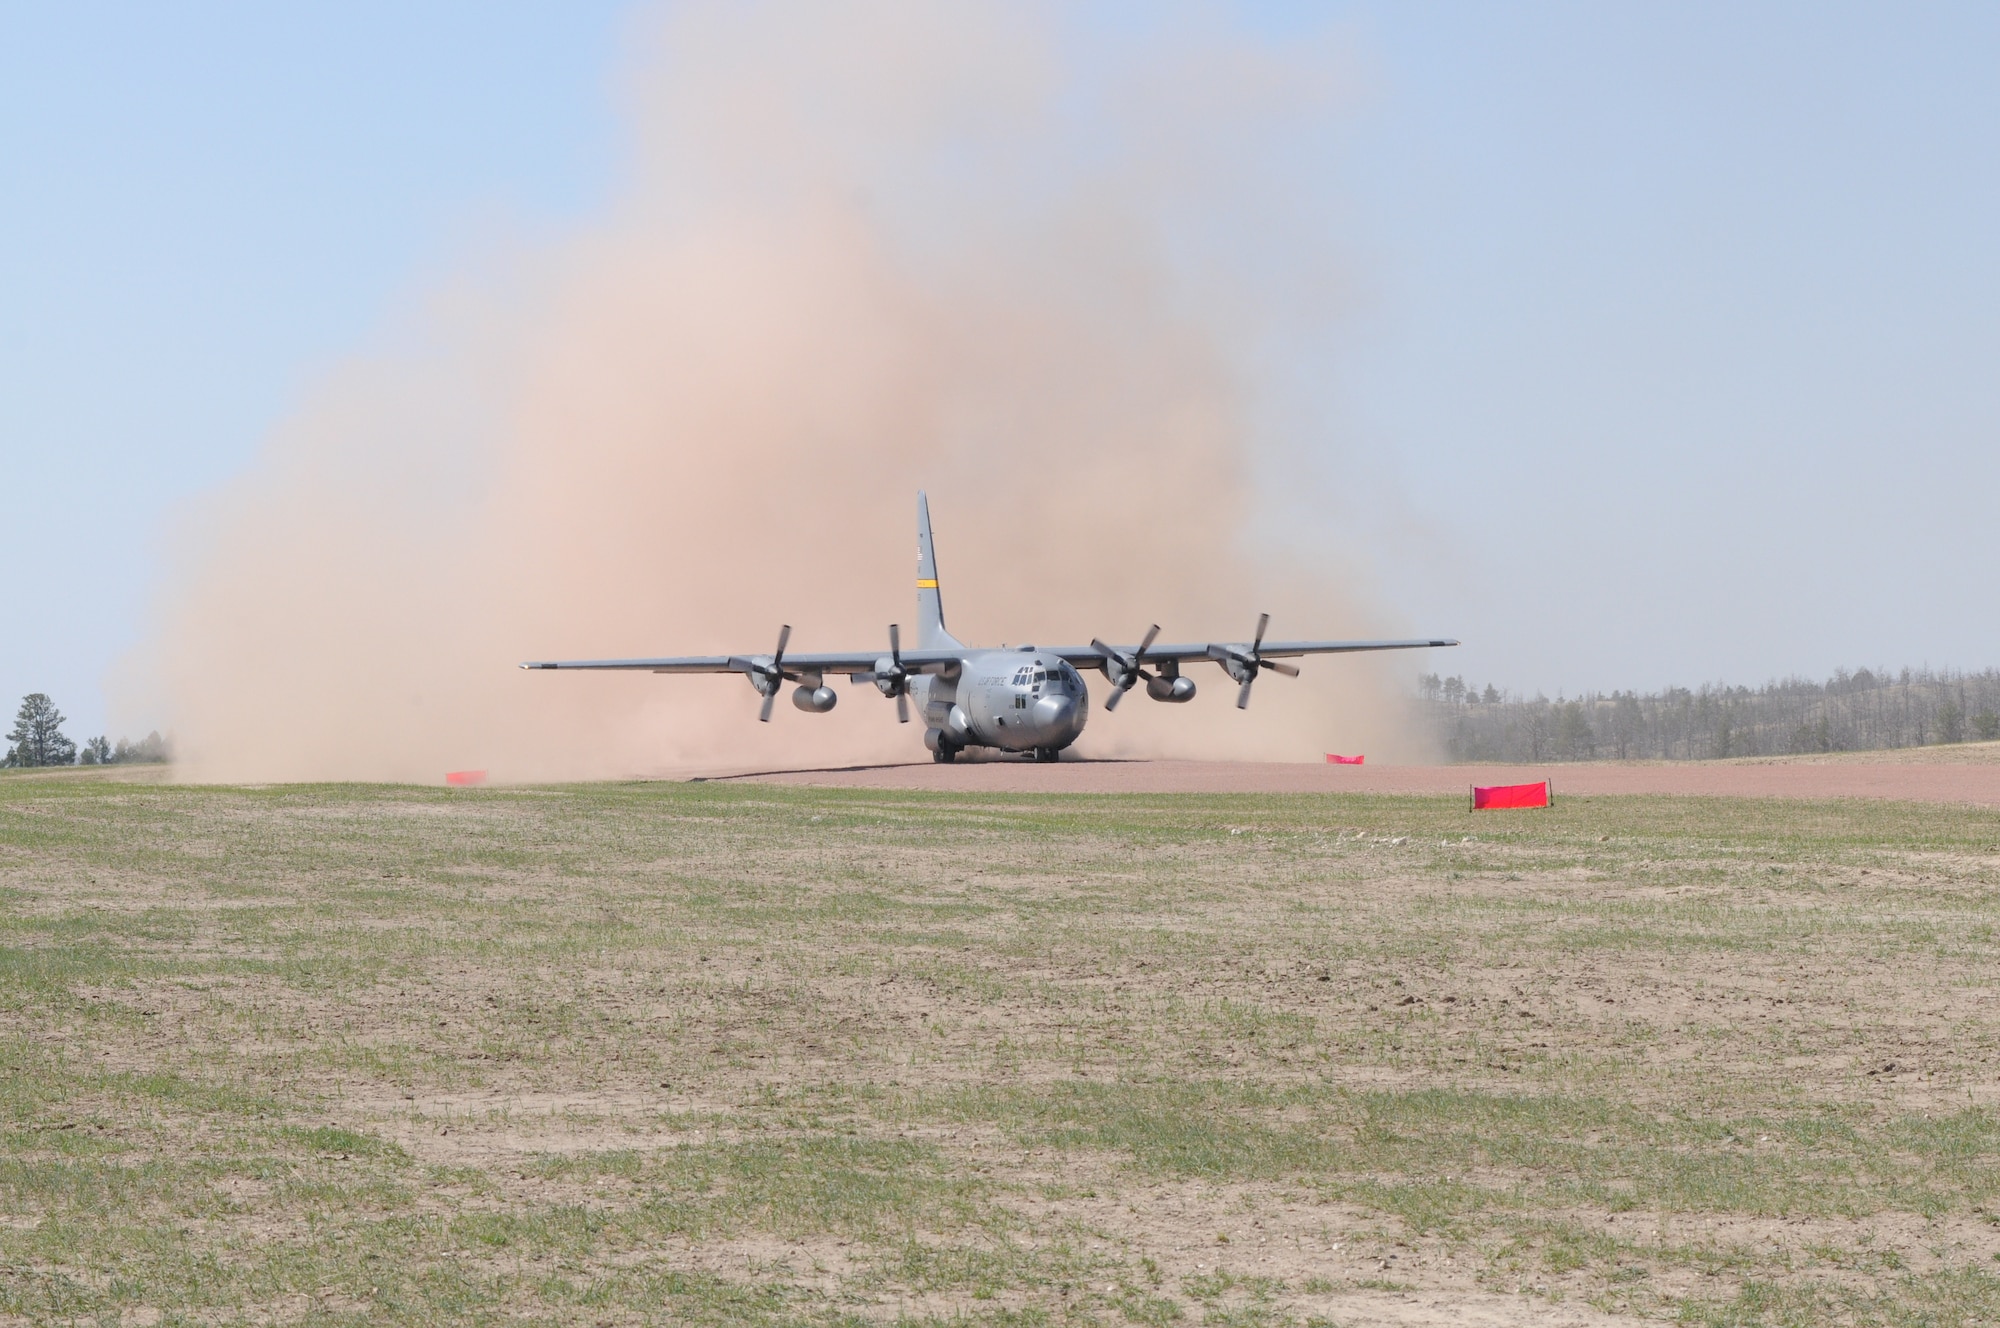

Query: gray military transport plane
[522,494,1457,763]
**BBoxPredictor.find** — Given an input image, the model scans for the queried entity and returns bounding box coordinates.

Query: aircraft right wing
[519,649,966,676]
[521,622,970,724]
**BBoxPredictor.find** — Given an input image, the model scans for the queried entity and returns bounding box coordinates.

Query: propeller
[853,625,913,723]
[1205,613,1300,709]
[726,624,792,722]
[883,624,911,724]
[1089,624,1161,711]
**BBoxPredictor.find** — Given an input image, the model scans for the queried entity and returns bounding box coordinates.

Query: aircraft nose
[1031,694,1075,730]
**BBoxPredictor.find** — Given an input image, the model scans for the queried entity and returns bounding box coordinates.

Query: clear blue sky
[5,2,1997,739]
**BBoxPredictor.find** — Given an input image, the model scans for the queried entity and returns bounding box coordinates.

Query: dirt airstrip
[696,744,2000,805]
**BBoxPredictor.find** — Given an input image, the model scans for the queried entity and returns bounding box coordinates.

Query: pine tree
[5,694,77,767]
[1556,700,1596,760]
[110,732,171,764]
[1611,692,1643,759]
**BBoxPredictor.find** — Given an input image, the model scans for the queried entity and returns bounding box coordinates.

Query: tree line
[2,693,169,768]
[1416,667,2000,763]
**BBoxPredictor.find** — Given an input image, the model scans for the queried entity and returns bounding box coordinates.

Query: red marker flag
[1471,780,1551,810]
[1325,753,1365,765]
[445,770,488,787]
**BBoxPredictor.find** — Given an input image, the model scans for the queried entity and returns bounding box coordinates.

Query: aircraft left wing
[1041,619,1457,708]
[1040,637,1459,667]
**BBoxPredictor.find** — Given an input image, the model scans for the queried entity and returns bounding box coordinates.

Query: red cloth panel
[445,770,488,787]
[1472,780,1550,809]
[1325,753,1365,765]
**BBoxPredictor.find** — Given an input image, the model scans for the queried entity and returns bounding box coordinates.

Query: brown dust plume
[129,2,1429,782]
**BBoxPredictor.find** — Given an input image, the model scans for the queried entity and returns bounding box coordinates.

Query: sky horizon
[5,2,1997,744]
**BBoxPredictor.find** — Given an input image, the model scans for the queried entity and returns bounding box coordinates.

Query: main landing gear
[927,738,1060,763]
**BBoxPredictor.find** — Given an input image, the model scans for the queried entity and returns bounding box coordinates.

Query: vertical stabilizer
[916,492,960,650]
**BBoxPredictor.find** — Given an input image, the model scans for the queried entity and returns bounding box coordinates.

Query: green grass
[4,775,2000,1323]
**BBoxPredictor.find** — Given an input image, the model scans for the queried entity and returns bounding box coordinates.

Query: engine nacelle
[1147,674,1197,703]
[792,685,838,713]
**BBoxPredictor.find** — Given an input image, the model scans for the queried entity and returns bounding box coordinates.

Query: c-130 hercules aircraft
[523,494,1457,762]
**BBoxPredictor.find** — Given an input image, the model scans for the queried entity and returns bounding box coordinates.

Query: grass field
[5,772,2000,1326]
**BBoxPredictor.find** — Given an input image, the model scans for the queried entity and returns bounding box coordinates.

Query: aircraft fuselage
[914,650,1089,759]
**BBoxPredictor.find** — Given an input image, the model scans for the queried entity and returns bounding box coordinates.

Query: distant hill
[1416,667,2000,763]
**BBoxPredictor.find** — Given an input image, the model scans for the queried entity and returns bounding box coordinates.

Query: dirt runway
[694,750,2000,805]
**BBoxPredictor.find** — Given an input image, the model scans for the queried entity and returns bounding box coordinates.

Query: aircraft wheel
[1034,747,1061,763]
[933,744,958,764]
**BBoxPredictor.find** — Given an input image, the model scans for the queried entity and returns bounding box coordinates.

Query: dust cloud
[128,2,1432,783]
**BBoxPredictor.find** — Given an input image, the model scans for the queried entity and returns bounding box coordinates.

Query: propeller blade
[896,690,910,724]
[1105,684,1127,711]
[772,624,791,667]
[1252,613,1269,653]
[1237,678,1255,709]
[1265,660,1300,678]
[1090,639,1131,688]
[1136,623,1161,659]
[888,622,900,663]
[759,689,777,723]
